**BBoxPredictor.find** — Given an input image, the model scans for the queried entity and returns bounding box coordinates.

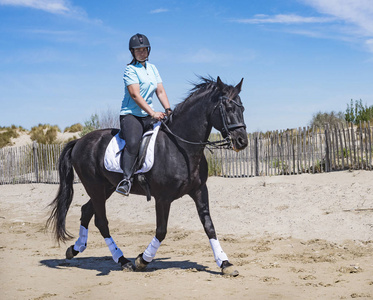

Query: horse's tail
[46,139,78,244]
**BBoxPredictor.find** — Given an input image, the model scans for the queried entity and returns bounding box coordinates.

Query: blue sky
[1,0,373,132]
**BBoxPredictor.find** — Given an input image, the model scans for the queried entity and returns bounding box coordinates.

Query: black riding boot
[116,150,137,196]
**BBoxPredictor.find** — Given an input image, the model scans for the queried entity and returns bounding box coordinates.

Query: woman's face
[133,47,148,61]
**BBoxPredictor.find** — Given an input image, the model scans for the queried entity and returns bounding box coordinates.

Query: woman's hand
[151,111,165,120]
[165,108,172,116]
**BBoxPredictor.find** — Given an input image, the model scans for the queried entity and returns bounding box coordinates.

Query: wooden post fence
[1,122,373,184]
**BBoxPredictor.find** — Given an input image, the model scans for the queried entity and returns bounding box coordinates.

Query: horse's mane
[172,76,233,117]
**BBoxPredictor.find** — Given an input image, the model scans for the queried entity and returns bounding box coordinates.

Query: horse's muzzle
[230,128,248,152]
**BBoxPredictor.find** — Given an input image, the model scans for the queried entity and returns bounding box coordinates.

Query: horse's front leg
[191,184,239,277]
[135,199,171,271]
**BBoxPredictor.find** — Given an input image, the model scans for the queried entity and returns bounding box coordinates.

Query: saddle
[135,134,153,201]
[104,122,161,201]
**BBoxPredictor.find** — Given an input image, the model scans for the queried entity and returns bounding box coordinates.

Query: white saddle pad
[104,122,161,174]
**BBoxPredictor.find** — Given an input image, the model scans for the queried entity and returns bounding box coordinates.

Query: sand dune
[5,129,80,148]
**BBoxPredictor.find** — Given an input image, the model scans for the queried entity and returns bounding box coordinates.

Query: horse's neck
[169,99,212,144]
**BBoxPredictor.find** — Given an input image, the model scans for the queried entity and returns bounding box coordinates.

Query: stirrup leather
[116,178,132,196]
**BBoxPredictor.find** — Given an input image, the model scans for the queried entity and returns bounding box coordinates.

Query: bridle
[160,94,246,150]
[214,95,246,138]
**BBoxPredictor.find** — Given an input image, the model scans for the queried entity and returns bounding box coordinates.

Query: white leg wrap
[142,236,161,263]
[210,238,229,267]
[105,237,123,263]
[73,225,88,253]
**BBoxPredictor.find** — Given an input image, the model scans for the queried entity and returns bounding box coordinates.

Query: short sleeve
[123,65,139,86]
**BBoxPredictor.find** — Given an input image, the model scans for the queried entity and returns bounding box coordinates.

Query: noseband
[214,96,246,138]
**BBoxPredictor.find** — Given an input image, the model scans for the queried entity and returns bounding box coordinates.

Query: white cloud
[234,14,334,24]
[23,28,86,43]
[0,0,70,14]
[1,47,76,64]
[150,8,169,14]
[366,39,373,53]
[301,0,373,54]
[185,48,218,63]
[233,0,373,54]
[0,0,97,22]
[182,48,256,65]
[302,0,373,36]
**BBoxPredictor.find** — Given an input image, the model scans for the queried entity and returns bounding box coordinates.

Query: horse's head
[211,76,248,151]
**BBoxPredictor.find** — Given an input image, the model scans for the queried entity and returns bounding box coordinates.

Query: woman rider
[116,33,171,196]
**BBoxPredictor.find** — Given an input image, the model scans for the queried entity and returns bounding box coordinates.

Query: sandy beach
[0,170,372,299]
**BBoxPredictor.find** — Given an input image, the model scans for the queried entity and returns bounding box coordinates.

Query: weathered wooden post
[351,123,357,168]
[337,124,343,169]
[359,121,364,169]
[368,121,372,170]
[341,123,349,168]
[324,124,330,172]
[33,141,39,183]
[254,134,259,176]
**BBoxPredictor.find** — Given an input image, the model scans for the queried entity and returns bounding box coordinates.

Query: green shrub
[30,124,61,144]
[345,99,373,125]
[342,148,350,158]
[64,123,83,133]
[272,159,290,174]
[80,114,100,137]
[66,136,78,143]
[0,125,20,148]
[207,156,222,176]
[309,111,346,129]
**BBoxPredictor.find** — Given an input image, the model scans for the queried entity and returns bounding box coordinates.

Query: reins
[160,119,232,150]
[160,95,245,151]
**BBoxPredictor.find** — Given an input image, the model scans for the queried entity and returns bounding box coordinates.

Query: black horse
[47,76,248,276]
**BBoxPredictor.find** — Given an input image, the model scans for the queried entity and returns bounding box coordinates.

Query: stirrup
[116,178,132,196]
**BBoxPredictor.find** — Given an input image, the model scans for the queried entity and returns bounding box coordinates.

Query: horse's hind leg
[89,185,135,271]
[191,184,239,277]
[66,200,95,259]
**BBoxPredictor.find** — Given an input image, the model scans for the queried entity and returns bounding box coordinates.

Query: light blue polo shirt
[120,61,162,117]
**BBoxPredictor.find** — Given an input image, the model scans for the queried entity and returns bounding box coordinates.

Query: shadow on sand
[40,256,220,276]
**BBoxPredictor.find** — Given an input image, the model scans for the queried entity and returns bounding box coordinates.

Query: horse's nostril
[237,136,248,148]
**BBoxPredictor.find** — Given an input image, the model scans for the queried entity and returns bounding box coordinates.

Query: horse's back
[71,128,119,178]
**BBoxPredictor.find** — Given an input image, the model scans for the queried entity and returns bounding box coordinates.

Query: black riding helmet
[129,33,151,56]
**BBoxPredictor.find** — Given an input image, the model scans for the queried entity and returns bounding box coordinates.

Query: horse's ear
[217,76,225,91]
[235,78,244,93]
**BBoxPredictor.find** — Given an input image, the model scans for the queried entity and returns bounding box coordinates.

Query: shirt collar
[135,61,147,68]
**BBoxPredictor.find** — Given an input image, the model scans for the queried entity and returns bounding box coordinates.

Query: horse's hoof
[119,257,135,272]
[221,261,239,277]
[135,253,149,271]
[121,261,135,272]
[65,245,78,259]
